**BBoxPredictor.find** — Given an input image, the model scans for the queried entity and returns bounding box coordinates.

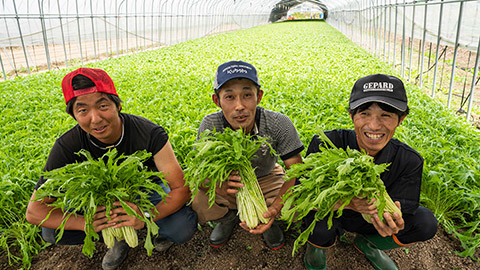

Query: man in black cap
[302,74,437,270]
[192,60,304,250]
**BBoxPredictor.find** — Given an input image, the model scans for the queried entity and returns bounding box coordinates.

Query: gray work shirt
[198,106,304,178]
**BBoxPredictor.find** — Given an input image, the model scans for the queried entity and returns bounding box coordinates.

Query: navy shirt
[306,129,423,215]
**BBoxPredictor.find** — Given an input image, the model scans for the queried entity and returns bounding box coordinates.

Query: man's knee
[400,206,438,243]
[416,206,438,241]
[41,227,87,245]
[41,227,57,244]
[157,206,198,244]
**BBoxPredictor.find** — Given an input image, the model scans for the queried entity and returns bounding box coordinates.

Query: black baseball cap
[349,74,408,112]
[214,61,261,90]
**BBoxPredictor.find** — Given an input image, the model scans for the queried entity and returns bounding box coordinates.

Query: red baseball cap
[61,67,118,104]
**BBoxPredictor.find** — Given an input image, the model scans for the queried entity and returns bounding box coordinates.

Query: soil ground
[5,222,477,270]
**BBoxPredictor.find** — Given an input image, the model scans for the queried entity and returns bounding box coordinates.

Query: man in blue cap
[192,60,304,250]
[302,74,438,270]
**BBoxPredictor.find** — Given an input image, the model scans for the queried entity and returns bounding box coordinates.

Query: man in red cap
[26,67,197,270]
[302,74,437,270]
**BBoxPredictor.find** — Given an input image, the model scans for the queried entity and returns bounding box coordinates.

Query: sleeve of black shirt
[306,134,321,157]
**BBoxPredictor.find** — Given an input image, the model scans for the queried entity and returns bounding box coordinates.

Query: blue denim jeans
[42,184,198,245]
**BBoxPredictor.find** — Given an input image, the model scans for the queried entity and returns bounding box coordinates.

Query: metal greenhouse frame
[1,0,479,122]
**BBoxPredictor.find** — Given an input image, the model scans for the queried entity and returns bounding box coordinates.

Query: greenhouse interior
[1,0,479,269]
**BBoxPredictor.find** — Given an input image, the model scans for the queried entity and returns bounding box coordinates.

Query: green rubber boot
[304,242,326,270]
[353,234,400,270]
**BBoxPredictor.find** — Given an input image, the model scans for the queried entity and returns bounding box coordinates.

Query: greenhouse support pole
[383,0,387,62]
[387,0,392,64]
[0,54,6,80]
[56,0,69,67]
[156,0,161,46]
[408,1,416,82]
[169,0,175,45]
[125,0,129,53]
[360,0,363,47]
[75,0,84,65]
[143,0,146,49]
[350,10,353,42]
[134,0,138,51]
[104,0,109,57]
[400,0,406,78]
[447,1,464,108]
[419,0,428,88]
[193,0,201,39]
[13,0,31,74]
[431,0,444,98]
[38,0,51,70]
[393,0,398,69]
[160,0,168,46]
[367,1,371,51]
[378,0,383,58]
[116,0,120,57]
[369,1,373,52]
[466,36,480,121]
[182,0,188,43]
[90,0,98,61]
[206,0,215,36]
[155,0,159,47]
[377,0,382,58]
[374,0,378,57]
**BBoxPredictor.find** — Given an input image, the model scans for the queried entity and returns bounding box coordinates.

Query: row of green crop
[0,21,479,268]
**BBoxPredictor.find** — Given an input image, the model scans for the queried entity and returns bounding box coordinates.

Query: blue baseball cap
[214,61,261,90]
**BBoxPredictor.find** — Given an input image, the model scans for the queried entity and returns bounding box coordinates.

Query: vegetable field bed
[1,21,479,269]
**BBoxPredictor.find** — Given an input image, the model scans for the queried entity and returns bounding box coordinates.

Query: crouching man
[26,68,197,270]
[192,61,304,250]
[303,74,437,270]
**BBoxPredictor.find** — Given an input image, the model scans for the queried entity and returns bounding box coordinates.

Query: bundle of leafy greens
[184,128,275,229]
[281,132,401,255]
[33,149,168,257]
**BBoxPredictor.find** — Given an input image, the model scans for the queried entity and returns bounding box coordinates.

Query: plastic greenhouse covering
[1,0,479,119]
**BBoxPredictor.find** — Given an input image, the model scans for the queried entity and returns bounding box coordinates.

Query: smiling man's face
[73,92,122,144]
[351,102,405,157]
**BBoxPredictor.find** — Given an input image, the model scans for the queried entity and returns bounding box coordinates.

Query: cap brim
[349,96,407,112]
[214,76,261,90]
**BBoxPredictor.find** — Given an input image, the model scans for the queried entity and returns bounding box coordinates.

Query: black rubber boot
[209,210,239,247]
[102,240,129,270]
[262,221,285,250]
[154,237,174,252]
[353,234,400,270]
[304,242,326,270]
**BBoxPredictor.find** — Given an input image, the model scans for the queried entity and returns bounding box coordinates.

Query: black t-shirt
[35,113,168,190]
[306,129,423,215]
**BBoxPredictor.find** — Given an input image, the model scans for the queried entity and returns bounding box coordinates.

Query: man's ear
[398,115,407,126]
[256,89,264,105]
[212,94,221,108]
[118,104,122,112]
